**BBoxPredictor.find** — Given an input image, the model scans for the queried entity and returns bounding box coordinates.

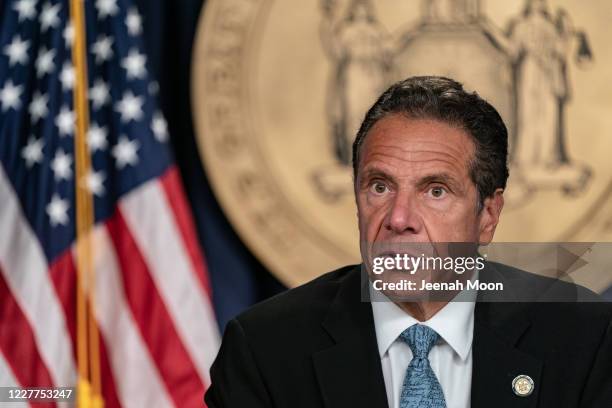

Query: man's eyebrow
[359,167,394,182]
[357,167,396,187]
[416,173,463,192]
[361,167,388,178]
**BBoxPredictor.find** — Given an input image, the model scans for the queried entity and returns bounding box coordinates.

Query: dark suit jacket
[204,264,612,407]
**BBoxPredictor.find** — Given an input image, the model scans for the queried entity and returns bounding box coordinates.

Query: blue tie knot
[399,324,439,358]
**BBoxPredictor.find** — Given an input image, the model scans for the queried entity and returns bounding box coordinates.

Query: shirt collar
[370,285,475,361]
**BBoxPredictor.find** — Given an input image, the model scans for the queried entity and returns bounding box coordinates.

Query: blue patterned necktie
[399,324,447,408]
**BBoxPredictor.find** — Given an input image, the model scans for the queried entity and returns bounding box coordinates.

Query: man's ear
[478,188,504,245]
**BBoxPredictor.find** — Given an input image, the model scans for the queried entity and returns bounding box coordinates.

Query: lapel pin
[512,374,534,397]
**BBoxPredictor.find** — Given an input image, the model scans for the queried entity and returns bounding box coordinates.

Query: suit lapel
[472,264,543,407]
[312,266,389,408]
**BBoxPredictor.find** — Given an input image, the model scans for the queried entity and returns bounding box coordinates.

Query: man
[204,77,612,407]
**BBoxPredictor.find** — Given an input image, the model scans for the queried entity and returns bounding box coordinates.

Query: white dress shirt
[370,288,475,408]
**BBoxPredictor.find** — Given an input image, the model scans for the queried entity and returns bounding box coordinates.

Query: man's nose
[385,192,422,235]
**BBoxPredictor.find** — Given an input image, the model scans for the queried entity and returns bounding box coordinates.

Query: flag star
[89,79,110,109]
[36,47,55,77]
[60,62,75,91]
[40,2,61,32]
[51,149,73,181]
[95,0,118,19]
[29,91,49,122]
[63,22,74,48]
[83,170,105,196]
[126,8,142,36]
[121,48,147,80]
[13,0,37,21]
[115,91,143,122]
[87,123,108,152]
[3,36,30,66]
[0,80,23,111]
[46,194,70,226]
[21,136,45,168]
[112,136,140,169]
[151,111,168,142]
[55,105,75,137]
[91,35,113,63]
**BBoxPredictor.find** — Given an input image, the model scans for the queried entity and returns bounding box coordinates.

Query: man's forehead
[363,114,473,151]
[359,115,475,176]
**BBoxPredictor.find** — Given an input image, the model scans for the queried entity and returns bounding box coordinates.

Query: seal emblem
[192,0,612,287]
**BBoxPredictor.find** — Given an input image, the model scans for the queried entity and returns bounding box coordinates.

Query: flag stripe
[0,351,30,408]
[121,174,219,385]
[0,348,20,388]
[0,167,77,387]
[0,265,55,390]
[160,167,212,297]
[49,250,123,408]
[48,253,78,360]
[96,318,125,408]
[106,209,206,407]
[92,227,173,408]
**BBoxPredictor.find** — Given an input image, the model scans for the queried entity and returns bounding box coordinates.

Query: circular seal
[512,374,534,397]
[192,0,612,287]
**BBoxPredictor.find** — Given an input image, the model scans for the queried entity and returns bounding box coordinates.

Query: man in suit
[204,76,612,407]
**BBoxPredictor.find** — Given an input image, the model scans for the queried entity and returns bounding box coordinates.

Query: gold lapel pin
[512,374,534,397]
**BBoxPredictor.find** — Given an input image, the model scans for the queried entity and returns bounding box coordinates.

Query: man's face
[355,114,503,268]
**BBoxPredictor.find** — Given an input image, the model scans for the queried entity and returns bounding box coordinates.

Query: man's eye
[428,186,447,198]
[370,181,388,194]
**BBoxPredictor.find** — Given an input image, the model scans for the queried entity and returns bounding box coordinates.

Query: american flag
[0,0,219,406]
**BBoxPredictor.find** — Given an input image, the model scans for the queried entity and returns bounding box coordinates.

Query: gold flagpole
[69,0,104,406]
